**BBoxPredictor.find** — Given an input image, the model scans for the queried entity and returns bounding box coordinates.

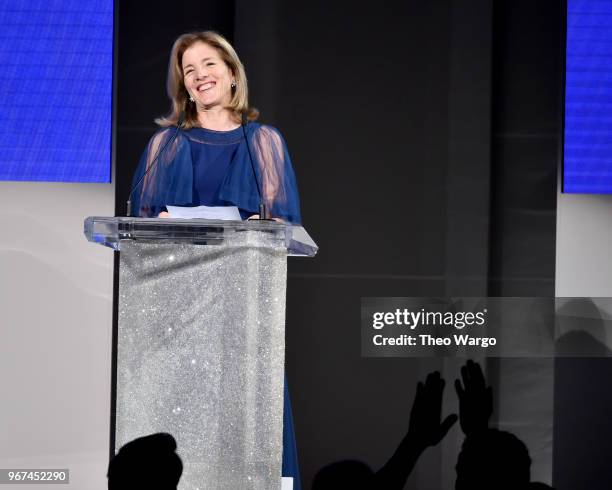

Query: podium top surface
[84,216,318,257]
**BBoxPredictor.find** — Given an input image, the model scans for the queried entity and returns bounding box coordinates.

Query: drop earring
[189,95,194,102]
[231,81,236,88]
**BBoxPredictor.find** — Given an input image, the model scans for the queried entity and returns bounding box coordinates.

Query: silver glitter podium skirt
[115,232,287,490]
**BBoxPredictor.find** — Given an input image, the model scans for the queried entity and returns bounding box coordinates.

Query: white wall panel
[556,193,612,296]
[0,182,114,490]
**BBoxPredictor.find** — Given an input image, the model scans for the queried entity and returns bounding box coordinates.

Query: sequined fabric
[116,231,287,490]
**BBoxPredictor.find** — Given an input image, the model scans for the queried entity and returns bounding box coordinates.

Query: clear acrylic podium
[84,217,317,490]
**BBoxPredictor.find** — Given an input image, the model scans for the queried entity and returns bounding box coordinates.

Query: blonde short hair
[155,31,258,129]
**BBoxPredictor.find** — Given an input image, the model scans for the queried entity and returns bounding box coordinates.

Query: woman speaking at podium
[131,31,301,225]
[130,31,302,487]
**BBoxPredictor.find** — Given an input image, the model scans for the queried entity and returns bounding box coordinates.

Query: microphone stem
[241,119,267,220]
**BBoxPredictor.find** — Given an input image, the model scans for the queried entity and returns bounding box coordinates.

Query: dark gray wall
[489,0,559,297]
[487,2,561,486]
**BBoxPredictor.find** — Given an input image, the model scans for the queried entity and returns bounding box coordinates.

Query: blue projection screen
[564,0,612,194]
[0,1,113,183]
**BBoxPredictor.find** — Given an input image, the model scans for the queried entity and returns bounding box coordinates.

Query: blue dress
[131,122,301,223]
[131,122,302,488]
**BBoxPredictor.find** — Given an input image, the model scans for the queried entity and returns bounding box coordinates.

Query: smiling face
[182,41,235,111]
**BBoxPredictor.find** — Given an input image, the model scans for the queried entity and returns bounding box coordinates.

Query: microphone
[241,112,269,220]
[126,112,186,217]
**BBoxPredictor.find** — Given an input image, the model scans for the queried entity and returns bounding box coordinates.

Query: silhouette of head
[455,429,531,490]
[107,433,183,490]
[312,460,375,490]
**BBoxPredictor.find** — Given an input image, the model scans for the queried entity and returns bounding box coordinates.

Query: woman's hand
[158,211,170,218]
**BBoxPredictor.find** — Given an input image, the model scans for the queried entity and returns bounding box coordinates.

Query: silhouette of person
[107,432,183,490]
[312,360,555,490]
[455,428,531,490]
[454,360,554,490]
[313,371,457,490]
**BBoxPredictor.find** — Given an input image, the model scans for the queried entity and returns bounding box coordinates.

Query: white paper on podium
[166,205,242,220]
[281,477,294,490]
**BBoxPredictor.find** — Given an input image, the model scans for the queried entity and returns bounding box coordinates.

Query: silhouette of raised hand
[454,360,492,436]
[375,371,457,489]
[408,371,458,449]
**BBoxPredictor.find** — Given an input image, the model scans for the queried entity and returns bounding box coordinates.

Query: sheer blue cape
[131,122,301,224]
